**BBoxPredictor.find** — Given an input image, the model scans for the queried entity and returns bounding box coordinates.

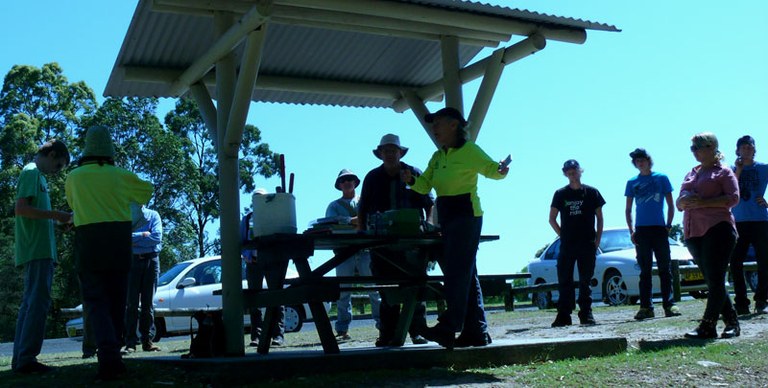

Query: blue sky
[2,1,767,275]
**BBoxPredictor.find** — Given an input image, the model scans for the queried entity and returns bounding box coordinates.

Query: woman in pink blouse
[676,132,740,339]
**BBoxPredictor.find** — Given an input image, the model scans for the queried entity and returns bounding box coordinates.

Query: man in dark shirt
[358,134,433,346]
[548,159,605,327]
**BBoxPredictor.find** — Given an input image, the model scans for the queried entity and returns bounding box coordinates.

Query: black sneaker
[14,361,54,374]
[410,335,428,345]
[578,311,596,325]
[454,332,492,348]
[551,314,572,327]
[736,304,751,315]
[755,302,768,315]
[422,326,455,349]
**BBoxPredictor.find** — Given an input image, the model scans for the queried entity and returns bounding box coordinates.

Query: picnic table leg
[391,287,418,346]
[294,259,340,354]
[257,307,276,355]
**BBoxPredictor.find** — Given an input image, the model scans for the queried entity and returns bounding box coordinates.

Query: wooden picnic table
[242,232,499,355]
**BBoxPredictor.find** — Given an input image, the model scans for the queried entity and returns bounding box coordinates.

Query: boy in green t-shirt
[12,139,72,374]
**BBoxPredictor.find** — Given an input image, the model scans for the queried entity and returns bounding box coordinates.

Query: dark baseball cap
[424,107,467,126]
[629,148,650,160]
[737,135,755,148]
[562,159,580,172]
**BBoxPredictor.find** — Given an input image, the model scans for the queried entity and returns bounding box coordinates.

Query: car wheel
[602,269,629,306]
[532,280,553,310]
[284,305,305,333]
[152,317,166,342]
[746,271,758,293]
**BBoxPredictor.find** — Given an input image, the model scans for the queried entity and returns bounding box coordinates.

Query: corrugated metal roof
[105,0,619,109]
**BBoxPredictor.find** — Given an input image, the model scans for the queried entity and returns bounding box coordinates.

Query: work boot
[578,310,596,325]
[410,335,428,345]
[551,313,572,327]
[422,325,455,350]
[634,307,655,321]
[454,332,492,348]
[684,318,717,339]
[735,304,751,316]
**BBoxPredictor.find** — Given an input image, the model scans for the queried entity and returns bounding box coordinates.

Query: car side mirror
[177,277,197,289]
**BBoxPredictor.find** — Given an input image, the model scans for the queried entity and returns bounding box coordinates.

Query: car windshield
[158,262,192,287]
[599,230,634,253]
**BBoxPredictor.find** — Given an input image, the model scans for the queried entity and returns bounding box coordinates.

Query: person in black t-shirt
[548,159,605,327]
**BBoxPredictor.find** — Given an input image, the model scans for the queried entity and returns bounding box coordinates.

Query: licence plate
[683,271,704,282]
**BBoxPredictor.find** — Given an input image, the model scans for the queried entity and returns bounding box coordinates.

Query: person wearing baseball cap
[549,159,605,327]
[402,107,509,348]
[730,135,768,316]
[325,169,381,341]
[624,148,680,321]
[358,134,433,347]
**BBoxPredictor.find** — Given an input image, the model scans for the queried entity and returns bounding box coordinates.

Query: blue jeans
[436,216,486,335]
[246,252,287,341]
[730,221,768,308]
[686,222,737,321]
[12,258,53,370]
[125,255,159,347]
[635,226,674,309]
[557,242,596,315]
[334,251,381,333]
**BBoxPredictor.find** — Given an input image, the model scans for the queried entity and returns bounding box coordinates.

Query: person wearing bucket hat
[729,135,768,316]
[548,159,605,328]
[325,169,381,341]
[402,107,509,349]
[12,139,72,374]
[624,148,680,321]
[359,134,433,347]
[65,126,153,381]
[677,132,740,339]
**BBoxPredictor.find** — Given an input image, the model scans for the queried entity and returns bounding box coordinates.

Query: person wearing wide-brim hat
[65,126,154,381]
[402,107,509,349]
[325,169,380,341]
[358,134,433,347]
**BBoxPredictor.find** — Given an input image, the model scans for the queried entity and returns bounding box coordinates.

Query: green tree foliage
[0,63,97,341]
[164,98,278,257]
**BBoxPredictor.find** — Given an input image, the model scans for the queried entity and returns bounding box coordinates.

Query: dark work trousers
[557,242,597,315]
[245,251,288,341]
[435,215,487,335]
[79,269,129,371]
[634,226,674,309]
[125,254,159,347]
[686,222,737,321]
[729,221,768,308]
[370,248,428,342]
[75,222,131,374]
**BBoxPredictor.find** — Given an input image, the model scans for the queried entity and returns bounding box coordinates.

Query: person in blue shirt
[624,148,681,320]
[123,203,163,353]
[241,189,287,347]
[729,135,768,315]
[325,169,381,341]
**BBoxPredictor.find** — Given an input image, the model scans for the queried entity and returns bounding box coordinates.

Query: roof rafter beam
[153,0,585,44]
[277,0,586,44]
[167,3,270,96]
[123,66,416,100]
[392,34,546,112]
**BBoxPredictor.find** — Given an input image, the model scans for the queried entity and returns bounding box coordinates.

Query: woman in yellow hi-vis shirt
[402,107,509,349]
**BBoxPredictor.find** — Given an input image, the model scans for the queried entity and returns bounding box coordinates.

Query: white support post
[467,48,505,141]
[224,25,268,158]
[189,82,219,150]
[214,11,245,357]
[402,90,437,147]
[440,35,463,113]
